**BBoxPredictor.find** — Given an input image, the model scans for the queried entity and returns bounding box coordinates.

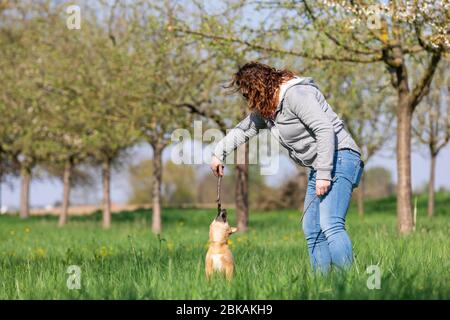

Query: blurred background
[0,0,448,234]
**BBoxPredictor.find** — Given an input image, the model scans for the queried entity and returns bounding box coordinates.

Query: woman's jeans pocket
[352,160,364,188]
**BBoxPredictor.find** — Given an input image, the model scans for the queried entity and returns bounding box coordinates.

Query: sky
[1,140,449,210]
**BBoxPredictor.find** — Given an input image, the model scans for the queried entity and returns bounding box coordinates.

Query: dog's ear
[230,227,238,234]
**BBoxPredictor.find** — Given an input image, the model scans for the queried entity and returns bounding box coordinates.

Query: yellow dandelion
[99,246,109,257]
[35,248,46,257]
[227,239,233,245]
[25,227,31,233]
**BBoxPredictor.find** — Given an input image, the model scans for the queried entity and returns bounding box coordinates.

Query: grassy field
[0,193,448,300]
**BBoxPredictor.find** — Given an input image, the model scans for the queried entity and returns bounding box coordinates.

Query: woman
[210,62,364,273]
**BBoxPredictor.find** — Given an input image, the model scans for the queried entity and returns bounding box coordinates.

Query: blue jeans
[302,149,363,273]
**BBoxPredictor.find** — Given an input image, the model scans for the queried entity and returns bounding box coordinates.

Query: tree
[82,56,137,230]
[0,0,93,222]
[123,1,230,233]
[29,4,93,226]
[124,4,189,233]
[171,1,262,232]
[413,64,449,217]
[128,159,197,207]
[33,1,136,228]
[177,0,448,234]
[0,3,52,218]
[311,61,395,215]
[0,142,18,212]
[58,2,139,229]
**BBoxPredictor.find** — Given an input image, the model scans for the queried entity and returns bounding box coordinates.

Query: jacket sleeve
[213,111,267,162]
[286,88,335,180]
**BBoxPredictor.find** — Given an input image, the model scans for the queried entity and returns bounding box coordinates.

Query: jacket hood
[276,76,317,112]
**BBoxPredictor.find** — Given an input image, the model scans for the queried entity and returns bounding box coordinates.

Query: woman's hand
[210,155,224,177]
[316,179,331,196]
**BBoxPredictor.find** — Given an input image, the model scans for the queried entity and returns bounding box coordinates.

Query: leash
[216,175,222,215]
[301,176,337,258]
[300,194,318,224]
[299,194,321,258]
[300,176,337,223]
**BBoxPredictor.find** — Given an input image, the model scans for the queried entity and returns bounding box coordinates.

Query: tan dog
[205,209,238,280]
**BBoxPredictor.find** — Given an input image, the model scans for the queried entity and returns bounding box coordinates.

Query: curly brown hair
[227,61,295,119]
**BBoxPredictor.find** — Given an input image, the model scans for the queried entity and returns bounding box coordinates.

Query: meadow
[0,194,448,300]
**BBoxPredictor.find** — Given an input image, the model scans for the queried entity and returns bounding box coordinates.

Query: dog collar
[208,240,227,245]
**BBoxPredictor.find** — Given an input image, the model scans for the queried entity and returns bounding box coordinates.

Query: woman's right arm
[210,112,267,176]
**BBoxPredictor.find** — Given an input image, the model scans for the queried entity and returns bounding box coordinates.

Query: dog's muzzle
[215,209,227,223]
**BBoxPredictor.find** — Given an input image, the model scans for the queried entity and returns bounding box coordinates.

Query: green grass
[0,193,449,299]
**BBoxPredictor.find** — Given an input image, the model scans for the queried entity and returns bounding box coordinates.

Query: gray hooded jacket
[213,77,360,180]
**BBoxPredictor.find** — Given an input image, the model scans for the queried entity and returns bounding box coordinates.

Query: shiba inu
[205,209,237,280]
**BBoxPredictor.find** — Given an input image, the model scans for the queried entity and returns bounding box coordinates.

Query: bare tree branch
[172,27,383,63]
[409,51,442,110]
[177,102,228,133]
[414,22,441,54]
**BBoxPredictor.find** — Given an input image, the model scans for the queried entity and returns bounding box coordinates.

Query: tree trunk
[427,153,436,217]
[152,143,163,234]
[357,173,365,217]
[59,159,73,226]
[235,142,249,232]
[20,166,31,219]
[0,173,2,213]
[396,92,414,234]
[102,159,112,229]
